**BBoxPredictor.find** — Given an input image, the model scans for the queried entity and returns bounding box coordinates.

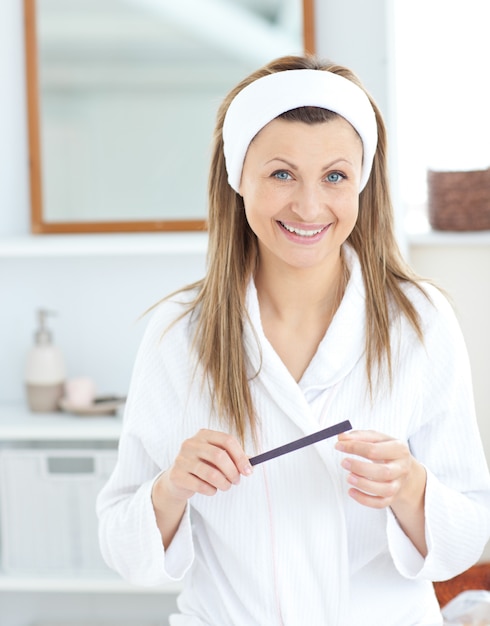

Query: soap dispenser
[25,309,66,412]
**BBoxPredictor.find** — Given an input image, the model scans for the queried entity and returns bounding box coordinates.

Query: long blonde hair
[174,55,426,444]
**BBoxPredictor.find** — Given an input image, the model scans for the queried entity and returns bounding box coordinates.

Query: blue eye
[326,172,345,183]
[273,170,291,180]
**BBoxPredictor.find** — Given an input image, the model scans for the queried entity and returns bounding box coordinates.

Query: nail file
[249,419,352,466]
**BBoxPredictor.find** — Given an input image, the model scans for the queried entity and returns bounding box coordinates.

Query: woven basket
[433,562,490,609]
[427,168,490,231]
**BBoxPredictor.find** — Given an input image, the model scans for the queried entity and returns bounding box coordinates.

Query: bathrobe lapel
[244,245,366,437]
[243,246,367,624]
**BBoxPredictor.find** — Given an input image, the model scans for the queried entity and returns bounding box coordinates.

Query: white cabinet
[0,405,180,626]
[0,233,206,624]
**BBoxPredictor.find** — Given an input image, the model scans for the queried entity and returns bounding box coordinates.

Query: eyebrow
[265,157,354,171]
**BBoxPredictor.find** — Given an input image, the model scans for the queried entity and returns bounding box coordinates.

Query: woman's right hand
[164,428,253,501]
[151,429,253,548]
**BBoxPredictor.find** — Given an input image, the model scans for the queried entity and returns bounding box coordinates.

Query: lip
[277,220,330,244]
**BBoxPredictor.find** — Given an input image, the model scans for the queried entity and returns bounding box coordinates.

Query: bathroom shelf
[406,227,490,246]
[0,574,182,594]
[0,404,123,441]
[0,232,208,258]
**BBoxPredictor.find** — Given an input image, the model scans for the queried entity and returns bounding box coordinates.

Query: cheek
[335,194,360,237]
[243,201,269,237]
[335,191,359,220]
[242,186,280,221]
[242,197,260,235]
[349,200,360,221]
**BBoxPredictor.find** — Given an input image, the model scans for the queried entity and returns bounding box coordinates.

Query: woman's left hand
[335,430,425,510]
[335,429,428,555]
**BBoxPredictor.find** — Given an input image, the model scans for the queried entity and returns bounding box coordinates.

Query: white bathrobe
[97,246,490,626]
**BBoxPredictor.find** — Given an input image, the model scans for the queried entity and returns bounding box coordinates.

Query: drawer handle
[47,456,95,475]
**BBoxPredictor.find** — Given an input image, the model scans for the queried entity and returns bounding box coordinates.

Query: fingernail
[242,464,253,476]
[341,458,351,470]
[335,442,345,452]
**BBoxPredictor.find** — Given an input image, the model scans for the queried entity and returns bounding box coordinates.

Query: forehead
[249,116,363,153]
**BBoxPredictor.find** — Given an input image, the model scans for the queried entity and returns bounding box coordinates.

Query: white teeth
[279,221,325,237]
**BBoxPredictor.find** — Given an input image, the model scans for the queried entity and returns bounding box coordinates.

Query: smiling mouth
[278,221,328,237]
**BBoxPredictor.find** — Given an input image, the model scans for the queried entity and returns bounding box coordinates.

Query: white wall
[314,0,389,116]
[409,242,490,449]
[0,0,30,236]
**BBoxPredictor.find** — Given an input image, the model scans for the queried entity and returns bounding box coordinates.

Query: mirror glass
[26,0,312,233]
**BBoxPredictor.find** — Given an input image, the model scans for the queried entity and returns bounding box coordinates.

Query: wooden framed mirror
[24,0,315,234]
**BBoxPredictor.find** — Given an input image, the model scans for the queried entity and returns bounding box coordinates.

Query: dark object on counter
[58,396,126,416]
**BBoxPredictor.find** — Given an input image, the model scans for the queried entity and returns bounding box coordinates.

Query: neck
[254,251,347,325]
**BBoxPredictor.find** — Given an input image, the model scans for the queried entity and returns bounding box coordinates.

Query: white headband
[222,69,378,192]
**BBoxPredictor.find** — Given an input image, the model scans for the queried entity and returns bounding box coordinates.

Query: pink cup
[64,377,96,408]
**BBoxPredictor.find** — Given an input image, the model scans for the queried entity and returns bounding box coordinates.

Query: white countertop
[0,404,123,440]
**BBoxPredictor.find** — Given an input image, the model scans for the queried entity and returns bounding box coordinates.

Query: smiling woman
[23,0,314,233]
[96,53,490,625]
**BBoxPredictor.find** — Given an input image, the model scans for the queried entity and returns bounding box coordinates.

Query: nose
[291,182,326,222]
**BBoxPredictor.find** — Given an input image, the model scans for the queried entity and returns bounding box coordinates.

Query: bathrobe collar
[244,244,366,434]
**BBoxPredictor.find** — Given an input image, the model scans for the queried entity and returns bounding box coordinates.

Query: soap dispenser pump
[25,309,66,412]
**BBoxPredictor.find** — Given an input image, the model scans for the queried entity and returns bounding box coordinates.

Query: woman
[97,55,490,625]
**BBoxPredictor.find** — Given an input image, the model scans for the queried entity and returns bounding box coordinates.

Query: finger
[190,459,237,492]
[337,430,393,444]
[336,433,405,463]
[344,464,399,499]
[195,429,253,477]
[171,448,238,495]
[346,487,393,509]
[341,456,397,484]
[167,463,220,497]
[179,443,238,491]
[181,430,252,487]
